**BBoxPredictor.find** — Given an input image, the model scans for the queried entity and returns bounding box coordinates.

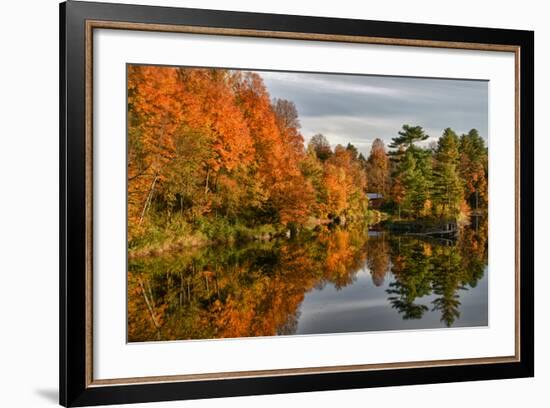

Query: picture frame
[60,1,534,406]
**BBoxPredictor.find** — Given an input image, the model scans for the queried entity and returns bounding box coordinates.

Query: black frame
[60,1,534,406]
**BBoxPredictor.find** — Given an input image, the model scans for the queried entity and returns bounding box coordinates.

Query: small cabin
[366,193,384,209]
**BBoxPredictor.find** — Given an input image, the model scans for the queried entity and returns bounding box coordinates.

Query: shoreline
[127,211,483,260]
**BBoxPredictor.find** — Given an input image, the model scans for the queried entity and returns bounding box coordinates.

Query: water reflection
[128,220,488,342]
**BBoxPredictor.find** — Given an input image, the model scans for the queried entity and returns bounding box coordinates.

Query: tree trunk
[204,167,210,195]
[138,277,161,331]
[139,173,159,226]
[179,272,184,307]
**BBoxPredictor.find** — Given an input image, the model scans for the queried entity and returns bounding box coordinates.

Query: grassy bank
[128,215,289,259]
[128,212,380,259]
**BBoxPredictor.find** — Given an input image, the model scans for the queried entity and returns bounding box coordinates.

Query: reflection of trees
[430,246,465,327]
[127,219,488,341]
[365,234,390,287]
[459,216,488,287]
[383,217,488,326]
[386,238,433,320]
[278,310,300,335]
[321,229,367,289]
[128,226,369,342]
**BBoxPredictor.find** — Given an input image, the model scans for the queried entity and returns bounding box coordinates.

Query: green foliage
[392,147,433,217]
[389,124,430,151]
[431,128,463,218]
[387,125,487,221]
[345,143,359,160]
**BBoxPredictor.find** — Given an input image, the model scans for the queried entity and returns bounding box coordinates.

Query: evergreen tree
[389,124,430,154]
[388,125,433,217]
[432,128,463,218]
[345,143,359,160]
[398,147,433,216]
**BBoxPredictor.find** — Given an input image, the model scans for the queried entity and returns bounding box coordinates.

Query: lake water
[128,222,488,342]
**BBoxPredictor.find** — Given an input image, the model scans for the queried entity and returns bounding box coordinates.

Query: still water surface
[128,223,488,342]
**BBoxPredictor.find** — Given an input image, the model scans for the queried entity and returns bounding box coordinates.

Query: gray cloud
[257,70,488,156]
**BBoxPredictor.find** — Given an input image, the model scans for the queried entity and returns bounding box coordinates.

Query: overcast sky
[257,70,488,157]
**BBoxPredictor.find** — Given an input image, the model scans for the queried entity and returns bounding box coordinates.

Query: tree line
[128,65,488,249]
[366,124,488,221]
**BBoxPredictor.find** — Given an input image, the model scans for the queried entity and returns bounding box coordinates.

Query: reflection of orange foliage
[127,226,371,341]
[392,254,406,276]
[422,243,432,257]
[127,273,169,340]
[460,199,472,219]
[366,235,390,286]
[324,230,353,284]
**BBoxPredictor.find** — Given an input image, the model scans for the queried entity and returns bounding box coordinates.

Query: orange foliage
[128,65,369,241]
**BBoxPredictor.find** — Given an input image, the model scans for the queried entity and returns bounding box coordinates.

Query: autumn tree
[271,98,316,225]
[272,99,300,134]
[366,138,390,196]
[308,133,333,162]
[320,145,368,221]
[299,148,325,217]
[127,65,184,237]
[459,129,488,212]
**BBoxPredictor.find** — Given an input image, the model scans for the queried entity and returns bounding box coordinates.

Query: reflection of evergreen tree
[384,220,488,326]
[430,246,464,327]
[431,294,461,327]
[386,238,433,320]
[386,281,429,319]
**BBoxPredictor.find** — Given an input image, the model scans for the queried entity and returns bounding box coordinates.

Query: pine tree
[389,126,432,217]
[398,147,433,217]
[432,128,463,218]
[389,125,430,153]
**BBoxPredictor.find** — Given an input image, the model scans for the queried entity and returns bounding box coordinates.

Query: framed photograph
[60,1,534,406]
